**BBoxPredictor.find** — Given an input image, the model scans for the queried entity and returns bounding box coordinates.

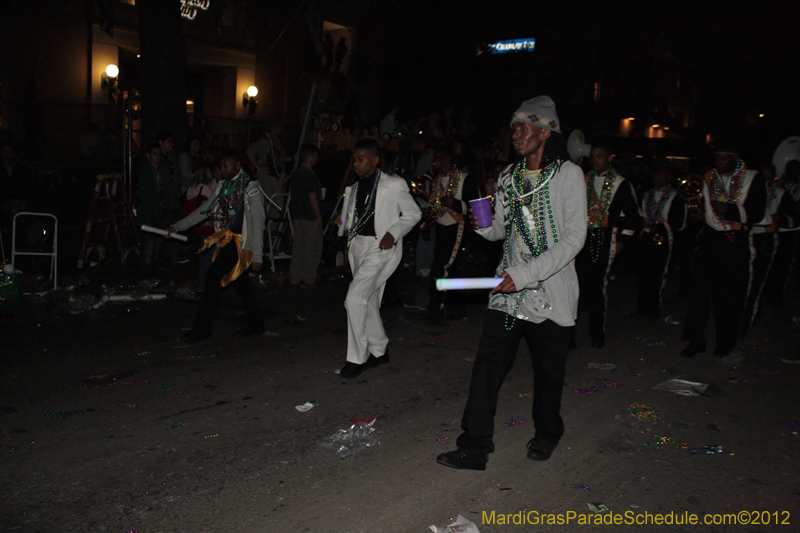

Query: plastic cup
[469,197,493,228]
[320,187,327,200]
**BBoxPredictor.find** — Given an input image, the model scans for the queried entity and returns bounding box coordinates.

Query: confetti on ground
[640,435,675,449]
[641,337,666,346]
[419,335,448,346]
[587,502,608,513]
[519,392,534,398]
[161,420,189,431]
[204,434,219,439]
[656,460,673,465]
[690,445,724,454]
[573,387,600,394]
[628,401,661,420]
[590,378,627,388]
[155,384,171,391]
[436,437,449,442]
[118,403,137,408]
[108,380,152,386]
[503,416,526,426]
[170,392,190,397]
[571,485,590,491]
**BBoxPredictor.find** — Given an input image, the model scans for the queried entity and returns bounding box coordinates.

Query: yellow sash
[202,229,253,287]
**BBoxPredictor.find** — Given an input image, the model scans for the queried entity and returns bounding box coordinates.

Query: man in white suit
[337,138,421,378]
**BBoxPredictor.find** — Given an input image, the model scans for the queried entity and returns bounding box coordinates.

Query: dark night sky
[376,0,800,150]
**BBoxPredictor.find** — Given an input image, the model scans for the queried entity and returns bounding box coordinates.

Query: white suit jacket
[341,171,421,261]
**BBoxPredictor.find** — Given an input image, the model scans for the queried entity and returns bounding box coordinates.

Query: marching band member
[575,141,640,348]
[423,145,480,322]
[681,137,766,357]
[636,162,686,318]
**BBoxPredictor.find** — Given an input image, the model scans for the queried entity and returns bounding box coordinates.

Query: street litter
[295,401,317,412]
[641,337,666,346]
[571,485,590,491]
[628,401,661,420]
[436,437,449,442]
[42,408,82,419]
[721,353,744,366]
[664,315,680,325]
[105,293,167,302]
[587,362,617,370]
[318,421,380,459]
[587,502,609,513]
[420,335,448,346]
[690,445,724,454]
[653,379,709,396]
[780,358,800,364]
[590,378,627,388]
[503,416,526,426]
[429,514,481,533]
[574,387,600,394]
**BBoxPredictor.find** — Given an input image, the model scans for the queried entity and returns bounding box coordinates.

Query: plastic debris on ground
[587,362,617,370]
[653,378,709,396]
[587,502,609,513]
[318,421,380,459]
[429,514,481,533]
[295,401,317,413]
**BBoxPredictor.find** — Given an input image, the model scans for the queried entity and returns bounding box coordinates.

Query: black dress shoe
[680,340,706,358]
[364,352,390,369]
[180,330,211,343]
[339,362,363,378]
[436,448,488,471]
[526,437,557,461]
[233,325,266,337]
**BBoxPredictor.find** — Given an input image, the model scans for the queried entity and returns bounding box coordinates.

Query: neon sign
[477,38,536,55]
[180,0,210,20]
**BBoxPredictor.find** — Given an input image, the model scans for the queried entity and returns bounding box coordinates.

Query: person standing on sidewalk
[437,96,587,470]
[289,145,324,286]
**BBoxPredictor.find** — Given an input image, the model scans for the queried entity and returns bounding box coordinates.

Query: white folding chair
[11,212,58,290]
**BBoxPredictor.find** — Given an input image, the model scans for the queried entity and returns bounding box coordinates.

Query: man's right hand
[468,208,493,230]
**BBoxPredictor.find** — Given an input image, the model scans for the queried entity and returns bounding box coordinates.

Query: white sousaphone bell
[772,136,800,180]
[567,129,592,163]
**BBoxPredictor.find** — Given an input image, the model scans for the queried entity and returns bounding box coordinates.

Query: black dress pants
[682,232,750,354]
[457,311,570,454]
[741,232,774,333]
[428,223,462,314]
[192,242,263,335]
[576,227,614,343]
[637,238,671,318]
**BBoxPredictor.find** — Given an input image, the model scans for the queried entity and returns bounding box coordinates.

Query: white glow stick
[436,277,504,291]
[141,225,189,242]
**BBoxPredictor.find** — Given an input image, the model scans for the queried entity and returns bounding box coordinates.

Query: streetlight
[101,64,119,104]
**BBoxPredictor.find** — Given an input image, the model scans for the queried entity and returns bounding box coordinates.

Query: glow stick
[141,225,189,242]
[436,277,504,291]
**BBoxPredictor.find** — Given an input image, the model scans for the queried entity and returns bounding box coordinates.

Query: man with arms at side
[289,145,324,286]
[437,96,587,470]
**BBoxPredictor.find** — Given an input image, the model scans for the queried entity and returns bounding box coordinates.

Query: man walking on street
[437,96,587,470]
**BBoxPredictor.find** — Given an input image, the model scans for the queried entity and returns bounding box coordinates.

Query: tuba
[772,136,800,182]
[678,174,704,217]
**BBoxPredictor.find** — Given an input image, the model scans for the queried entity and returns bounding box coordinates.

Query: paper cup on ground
[469,197,493,228]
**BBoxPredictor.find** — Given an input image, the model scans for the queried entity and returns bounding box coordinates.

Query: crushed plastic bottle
[318,422,380,459]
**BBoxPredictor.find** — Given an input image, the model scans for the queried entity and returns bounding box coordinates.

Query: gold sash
[202,229,253,287]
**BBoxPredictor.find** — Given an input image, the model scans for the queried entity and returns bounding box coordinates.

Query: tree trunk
[137,0,187,148]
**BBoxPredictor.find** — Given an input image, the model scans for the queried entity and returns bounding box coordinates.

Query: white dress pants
[345,235,400,364]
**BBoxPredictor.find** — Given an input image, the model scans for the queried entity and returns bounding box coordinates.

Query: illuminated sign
[477,38,536,55]
[180,0,210,20]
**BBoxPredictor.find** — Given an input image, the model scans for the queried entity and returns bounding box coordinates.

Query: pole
[293,81,317,173]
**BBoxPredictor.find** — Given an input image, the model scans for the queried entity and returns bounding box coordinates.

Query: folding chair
[265,193,293,272]
[11,212,58,290]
